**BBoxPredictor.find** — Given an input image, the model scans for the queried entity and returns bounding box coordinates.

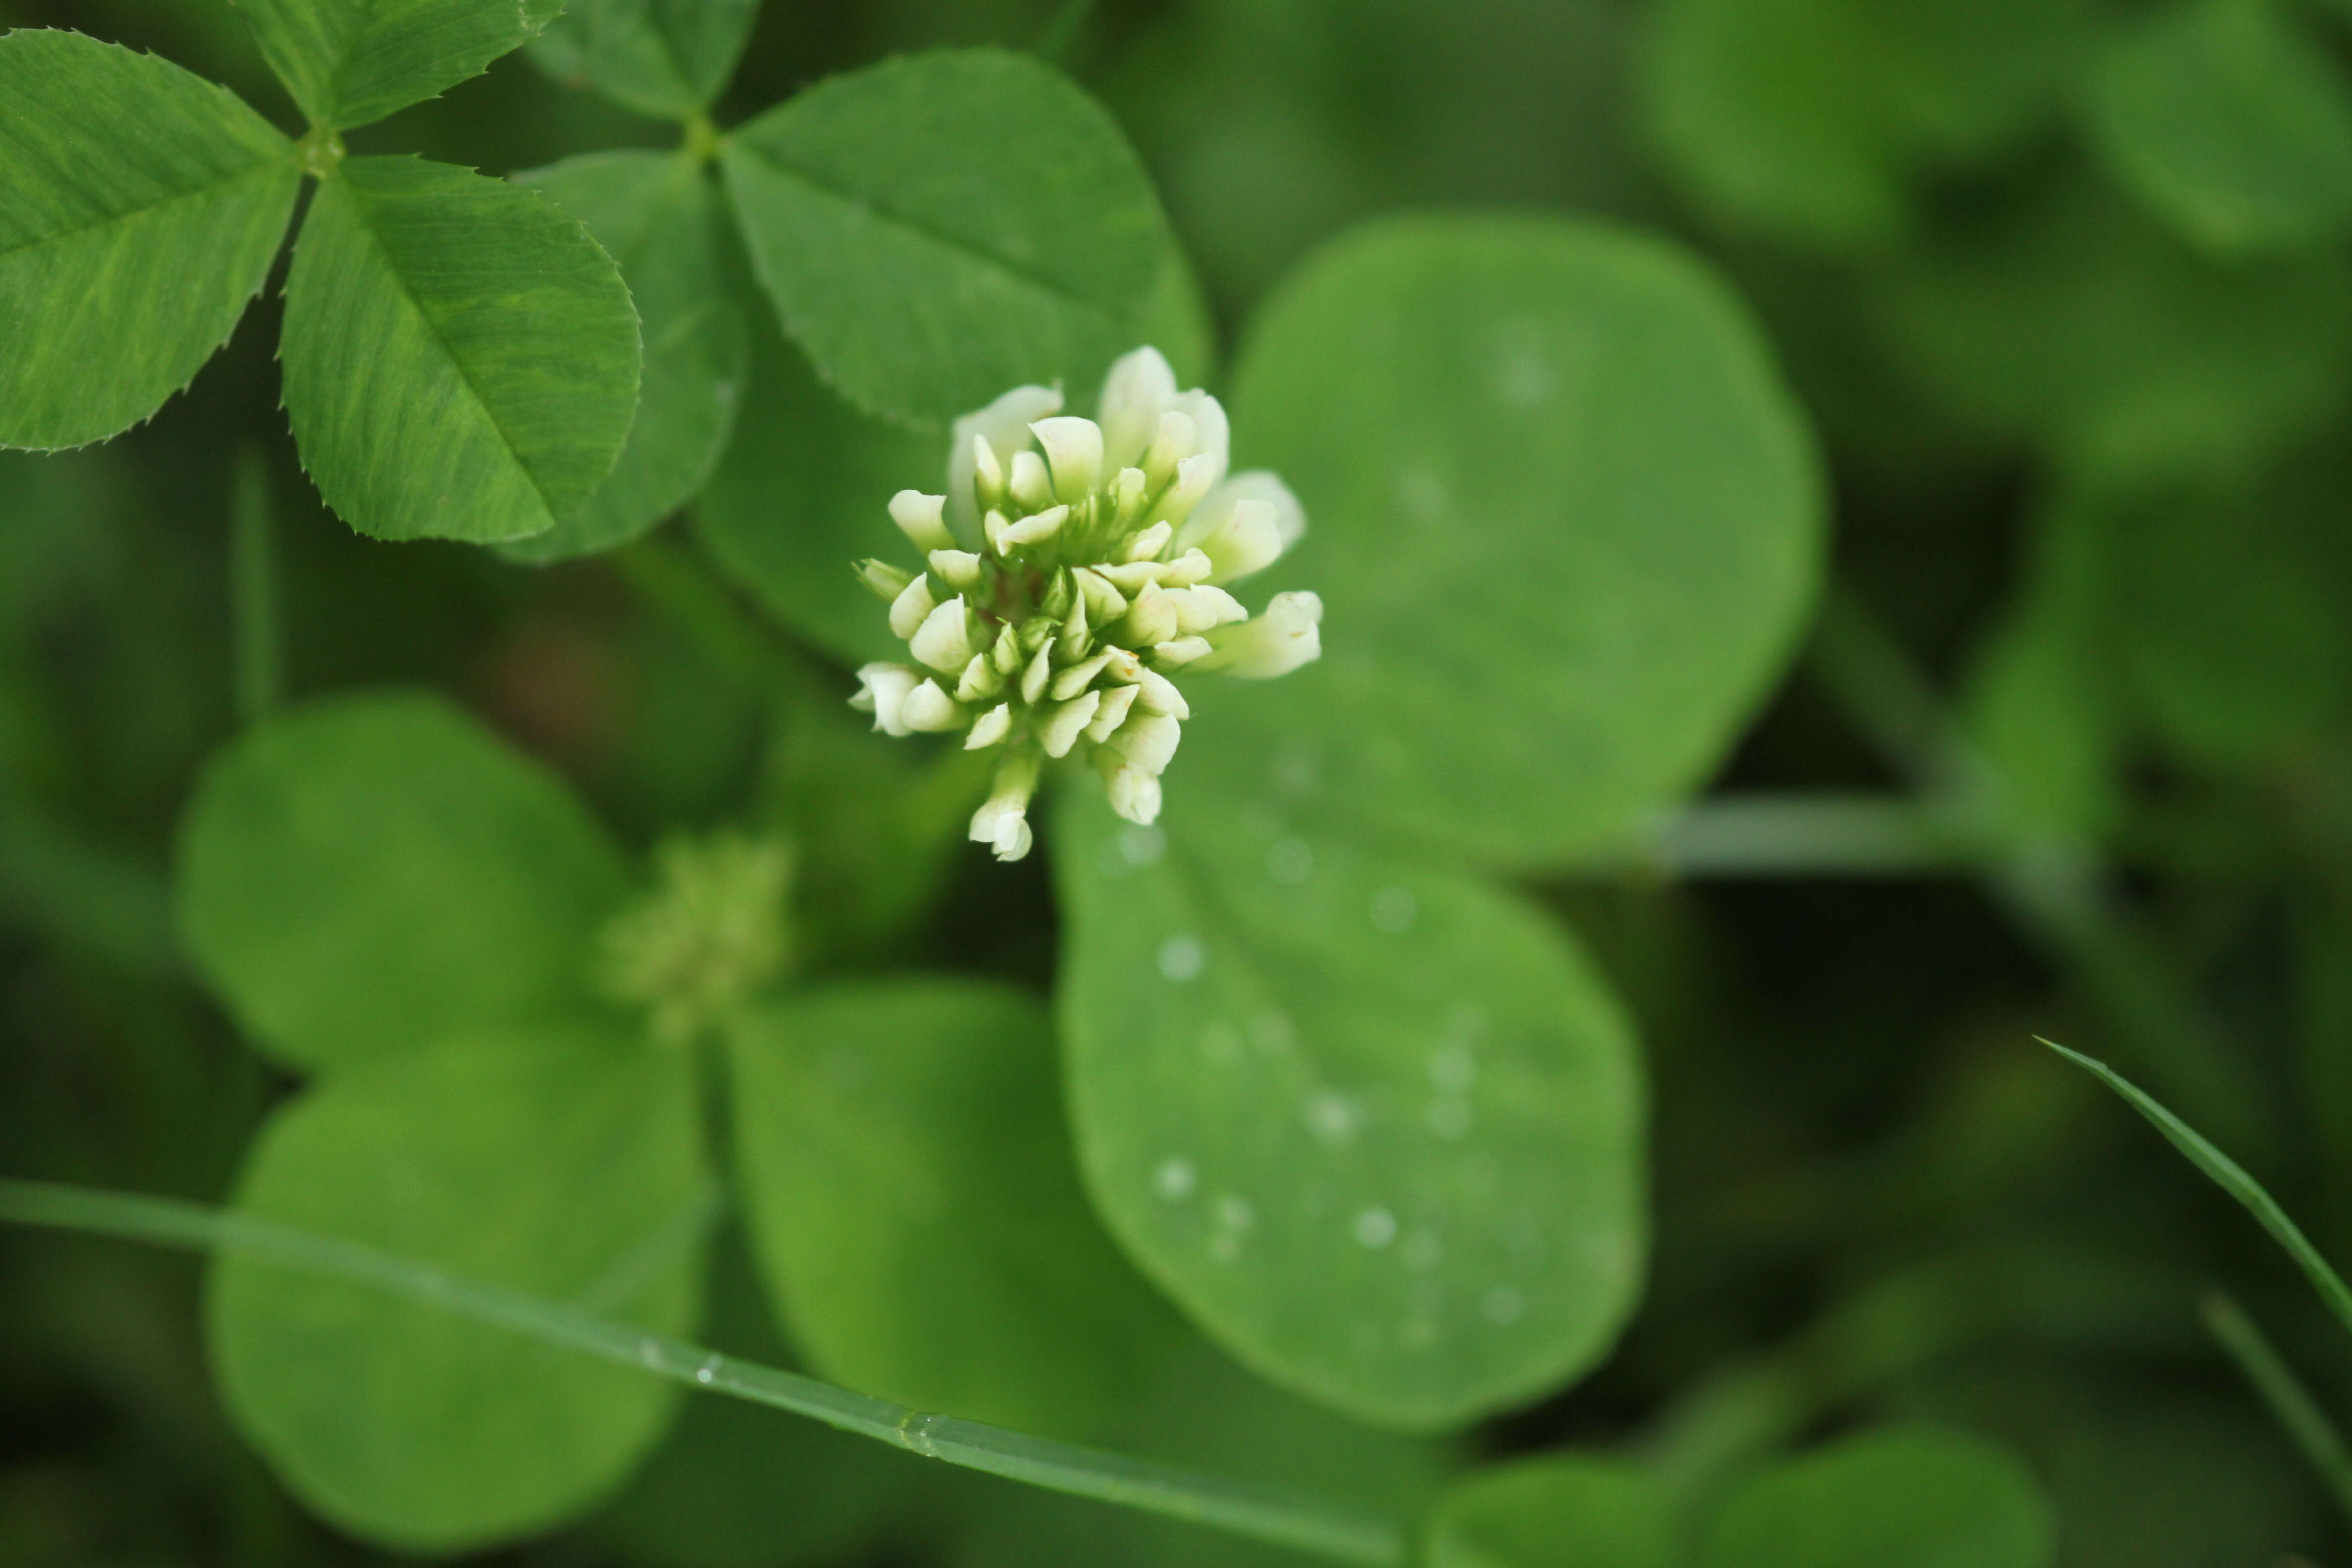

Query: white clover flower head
[598,831,796,1047]
[851,346,1323,861]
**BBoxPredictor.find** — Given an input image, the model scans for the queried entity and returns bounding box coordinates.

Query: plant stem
[0,1178,1406,1567]
[1807,587,2274,1158]
[229,447,283,727]
[1632,793,1961,877]
[2201,1291,2352,1525]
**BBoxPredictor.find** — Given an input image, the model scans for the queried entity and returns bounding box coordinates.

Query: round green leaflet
[1697,1426,2056,1568]
[721,49,1171,428]
[505,150,750,564]
[728,980,1187,1439]
[208,1026,710,1552]
[1190,213,1823,868]
[175,690,634,1070]
[279,156,643,543]
[1053,787,1648,1430]
[2083,0,2352,259]
[1423,1455,1675,1568]
[0,30,300,452]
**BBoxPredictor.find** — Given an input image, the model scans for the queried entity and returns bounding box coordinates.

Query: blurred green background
[7,0,2352,1563]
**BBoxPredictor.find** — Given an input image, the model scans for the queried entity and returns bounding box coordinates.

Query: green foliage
[1423,1456,1675,1568]
[722,49,1169,427]
[1641,0,2087,248]
[1697,1427,2056,1568]
[0,30,297,451]
[1054,788,1646,1430]
[528,0,762,121]
[1201,214,1822,866]
[175,691,632,1070]
[2084,0,2352,259]
[207,1028,707,1551]
[1867,172,2352,482]
[505,151,748,563]
[696,319,941,665]
[281,157,643,543]
[2047,1040,2352,1336]
[729,980,1183,1437]
[233,0,567,130]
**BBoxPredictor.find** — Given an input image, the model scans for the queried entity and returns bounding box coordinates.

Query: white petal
[927,549,983,592]
[1040,690,1102,757]
[965,702,1012,748]
[1008,450,1054,511]
[1178,470,1305,555]
[1052,649,1116,699]
[909,596,975,674]
[900,679,964,732]
[1103,762,1162,826]
[954,654,1003,702]
[1152,636,1212,668]
[1195,498,1285,586]
[852,663,920,738]
[1086,682,1139,740]
[1120,581,1179,646]
[888,576,938,641]
[949,384,1061,543]
[889,490,954,553]
[1165,585,1246,635]
[1149,451,1221,532]
[1169,389,1229,492]
[1134,667,1189,718]
[970,748,1042,861]
[1097,347,1177,471]
[1196,591,1323,678]
[998,503,1069,548]
[1108,712,1181,775]
[1029,416,1104,503]
[1140,410,1195,492]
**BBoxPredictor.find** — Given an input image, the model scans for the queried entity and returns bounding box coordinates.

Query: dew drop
[1371,886,1418,933]
[1426,1096,1473,1140]
[1214,1193,1257,1231]
[1429,1043,1477,1092]
[1401,1229,1444,1271]
[1353,1207,1397,1249]
[1153,1156,1197,1201]
[1120,824,1166,866]
[694,1354,720,1386]
[1394,466,1450,524]
[1251,1010,1298,1056]
[1158,934,1205,982]
[1266,837,1314,885]
[1482,1286,1525,1325]
[1304,1091,1361,1146]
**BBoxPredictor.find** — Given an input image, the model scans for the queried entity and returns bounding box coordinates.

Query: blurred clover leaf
[527,0,762,122]
[176,690,1195,1549]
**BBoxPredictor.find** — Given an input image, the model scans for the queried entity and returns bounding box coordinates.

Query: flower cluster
[599,831,795,1047]
[851,347,1323,862]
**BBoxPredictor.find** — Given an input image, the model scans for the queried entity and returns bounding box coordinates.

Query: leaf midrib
[336,169,566,529]
[730,139,1134,318]
[0,154,289,264]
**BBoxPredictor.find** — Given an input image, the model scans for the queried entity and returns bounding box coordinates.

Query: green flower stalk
[851,347,1324,862]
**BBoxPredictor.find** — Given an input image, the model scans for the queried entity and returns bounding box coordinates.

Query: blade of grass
[0,1177,1404,1567]
[2201,1291,2352,1524]
[2041,1038,2352,1334]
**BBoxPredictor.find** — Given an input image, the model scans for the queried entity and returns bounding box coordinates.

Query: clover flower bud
[599,830,795,1048]
[928,549,984,593]
[890,490,954,554]
[888,576,938,641]
[850,663,920,737]
[972,748,1042,862]
[1194,591,1324,678]
[900,679,964,732]
[910,596,976,673]
[847,347,1323,859]
[858,559,915,602]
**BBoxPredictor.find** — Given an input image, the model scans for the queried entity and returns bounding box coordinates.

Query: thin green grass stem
[2201,1291,2352,1525]
[0,1178,1406,1567]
